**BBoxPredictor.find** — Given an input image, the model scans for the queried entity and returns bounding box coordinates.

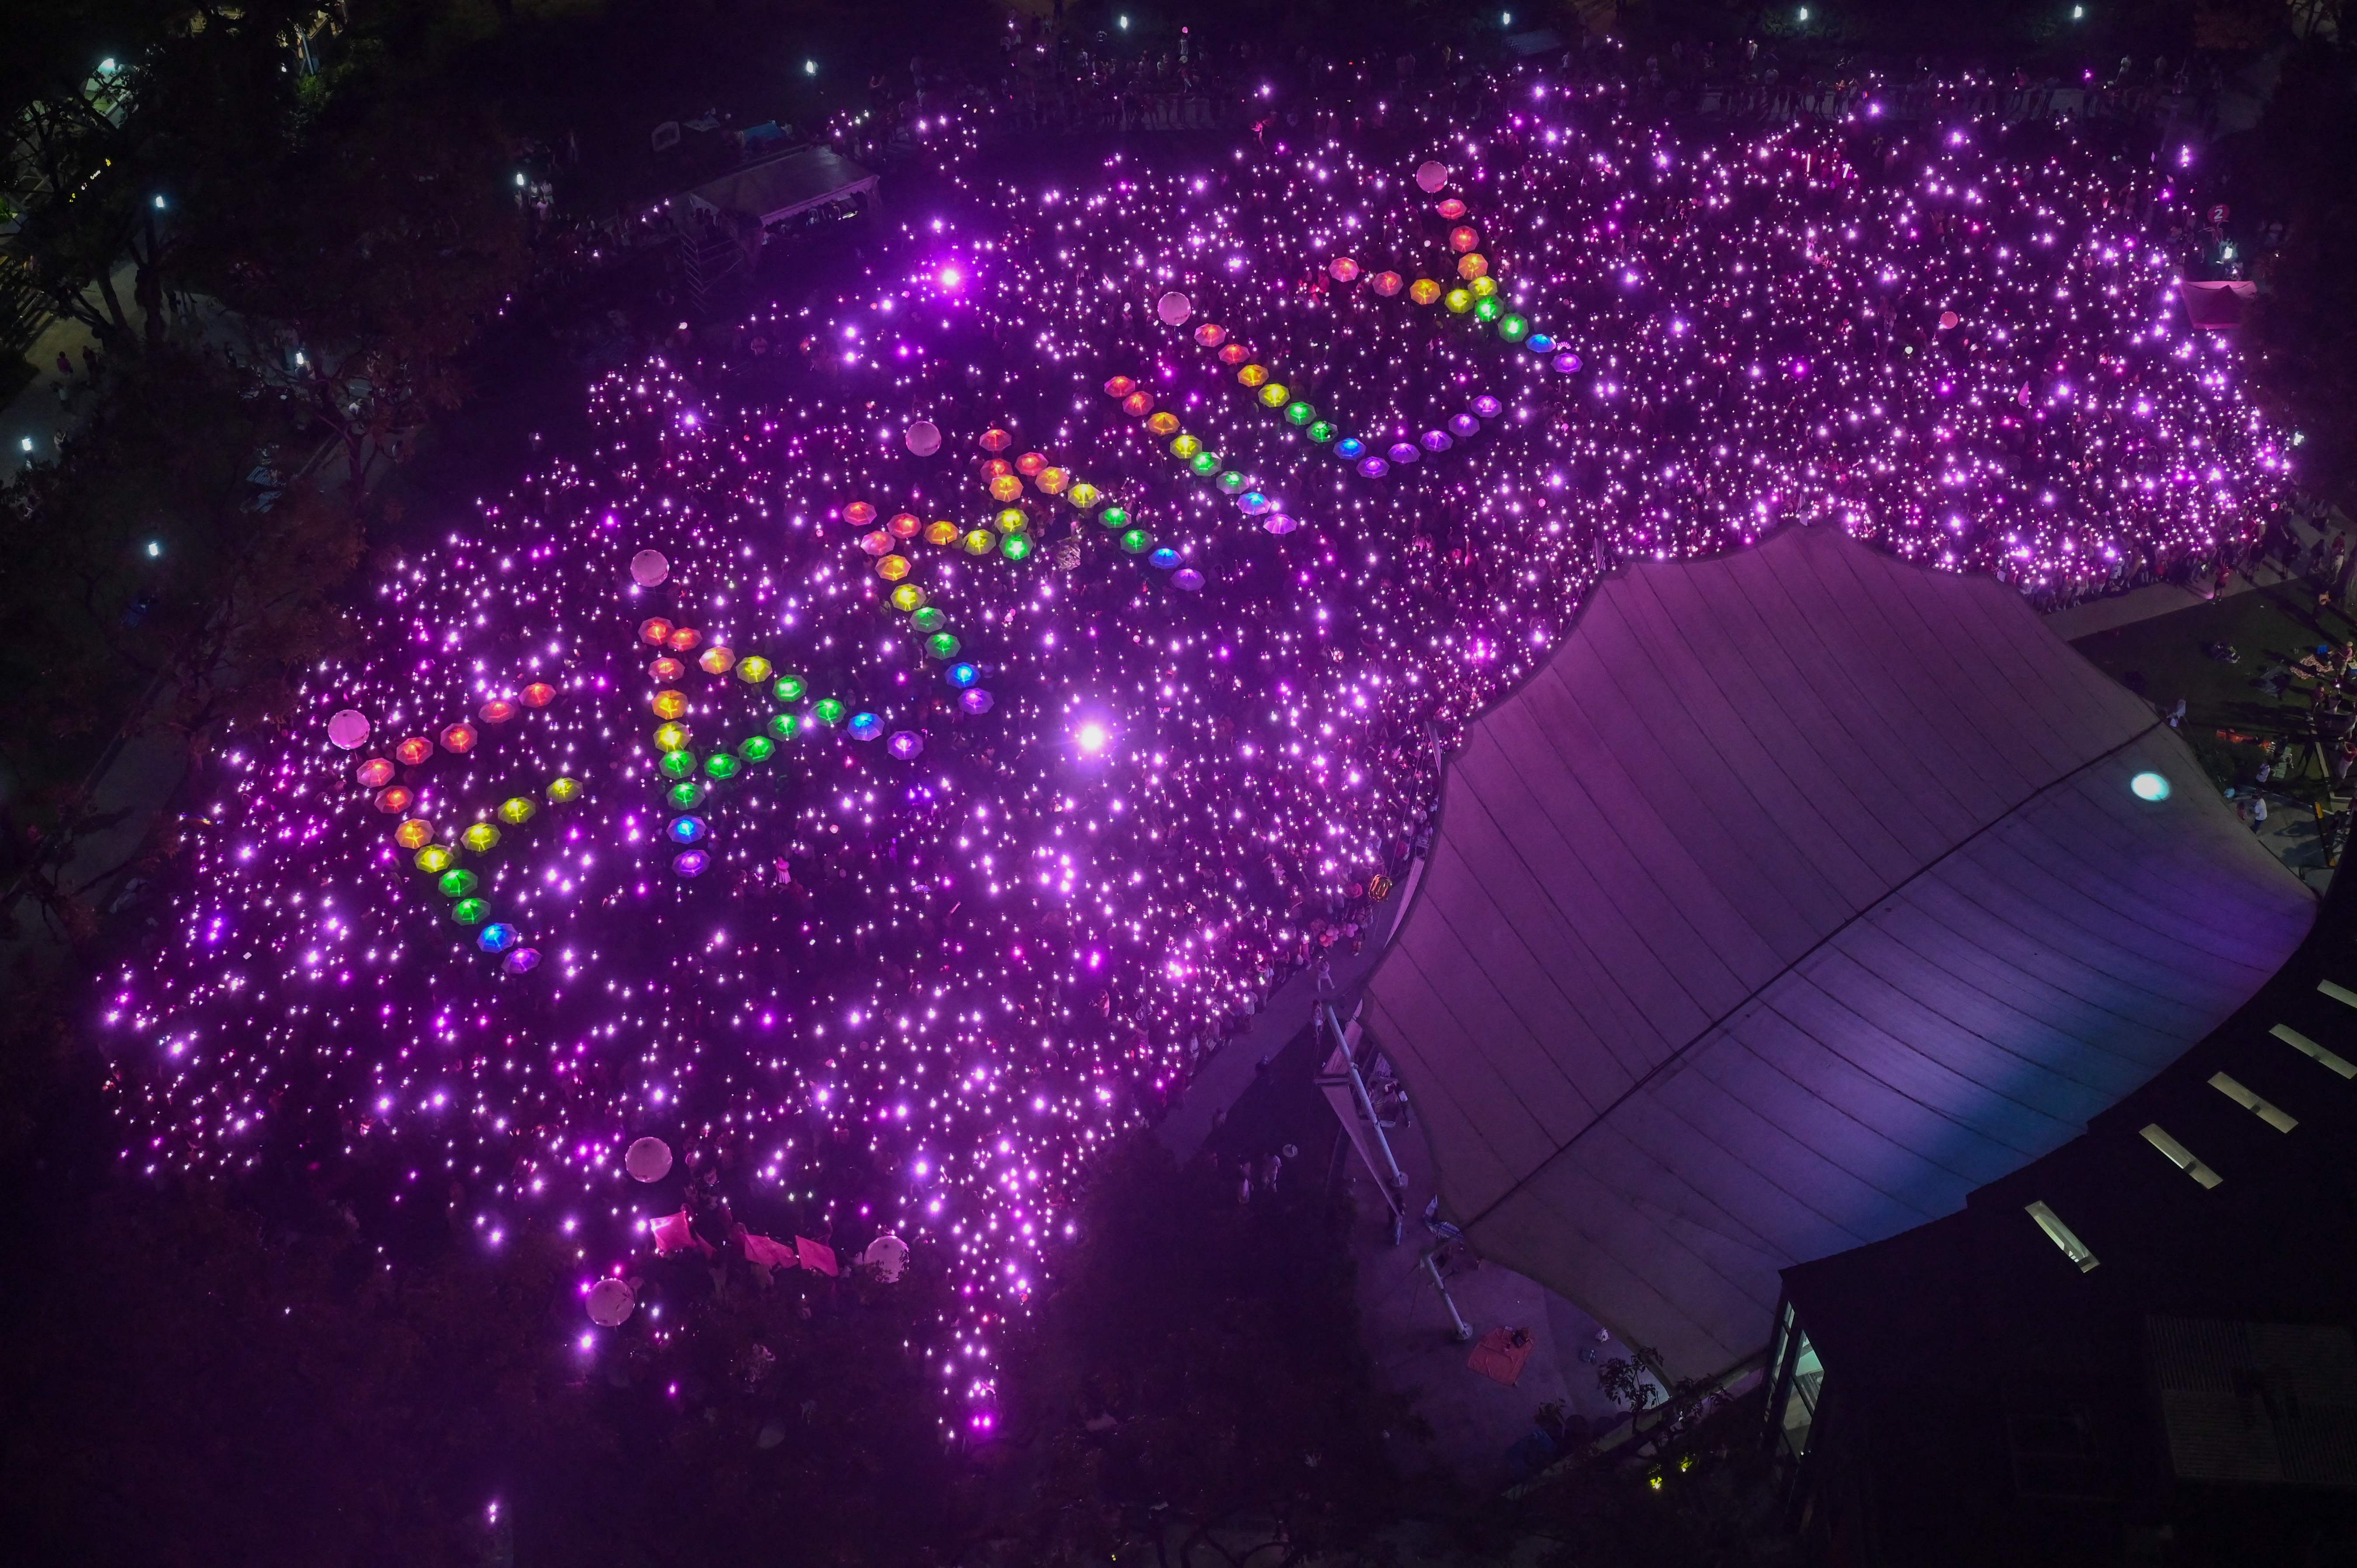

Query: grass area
[2070,576,2357,801]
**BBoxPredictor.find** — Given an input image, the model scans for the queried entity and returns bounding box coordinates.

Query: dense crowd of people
[831,14,2242,147]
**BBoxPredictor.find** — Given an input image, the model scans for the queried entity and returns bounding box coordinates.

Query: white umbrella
[586,1277,636,1327]
[624,1136,673,1183]
[863,1233,911,1283]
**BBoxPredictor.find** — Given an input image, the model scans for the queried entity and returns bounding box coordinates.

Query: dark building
[1770,886,2357,1565]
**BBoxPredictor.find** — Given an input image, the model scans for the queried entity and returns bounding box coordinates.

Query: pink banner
[742,1231,799,1268]
[650,1210,695,1255]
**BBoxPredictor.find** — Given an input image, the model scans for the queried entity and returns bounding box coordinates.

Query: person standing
[54,350,73,378]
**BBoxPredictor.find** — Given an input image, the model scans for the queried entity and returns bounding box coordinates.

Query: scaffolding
[1315,1001,1472,1342]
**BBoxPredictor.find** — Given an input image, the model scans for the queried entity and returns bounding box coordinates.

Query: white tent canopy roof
[1364,526,2315,1377]
[685,146,877,229]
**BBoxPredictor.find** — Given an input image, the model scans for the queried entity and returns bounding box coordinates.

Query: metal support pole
[1327,1002,1407,1198]
[1423,1250,1474,1343]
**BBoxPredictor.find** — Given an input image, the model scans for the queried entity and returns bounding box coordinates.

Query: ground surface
[2070,569,2351,890]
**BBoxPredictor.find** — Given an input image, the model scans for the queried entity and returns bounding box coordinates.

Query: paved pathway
[1342,1101,1649,1489]
[2045,505,2354,642]
[2,268,252,480]
[1156,850,1427,1156]
[2,264,142,478]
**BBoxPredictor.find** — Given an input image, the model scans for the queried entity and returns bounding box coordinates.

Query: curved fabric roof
[1364,525,2316,1378]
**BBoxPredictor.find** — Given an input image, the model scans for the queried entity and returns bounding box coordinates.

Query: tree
[1518,1395,1802,1568]
[0,2,298,350]
[2231,40,2357,502]
[114,13,307,349]
[1595,1338,1735,1460]
[0,343,361,905]
[995,1139,1424,1567]
[0,1174,976,1568]
[191,40,532,492]
[3,49,148,343]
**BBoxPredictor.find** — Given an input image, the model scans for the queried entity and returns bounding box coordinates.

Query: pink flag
[795,1235,839,1276]
[2177,279,2256,332]
[741,1231,799,1269]
[650,1210,694,1256]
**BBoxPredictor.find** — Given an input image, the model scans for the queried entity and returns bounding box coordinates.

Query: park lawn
[2070,576,2357,801]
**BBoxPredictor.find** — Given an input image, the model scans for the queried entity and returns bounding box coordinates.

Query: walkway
[1343,1100,1651,1489]
[1156,850,1424,1159]
[2,264,142,479]
[2045,505,2354,642]
[1,266,250,481]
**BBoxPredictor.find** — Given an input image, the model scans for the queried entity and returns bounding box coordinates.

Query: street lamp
[803,59,817,76]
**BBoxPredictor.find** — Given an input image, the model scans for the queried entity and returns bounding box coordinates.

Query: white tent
[1362,525,2315,1377]
[684,146,877,233]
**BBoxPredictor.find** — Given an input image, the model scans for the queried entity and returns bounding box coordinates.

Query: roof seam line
[1453,716,2167,1238]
